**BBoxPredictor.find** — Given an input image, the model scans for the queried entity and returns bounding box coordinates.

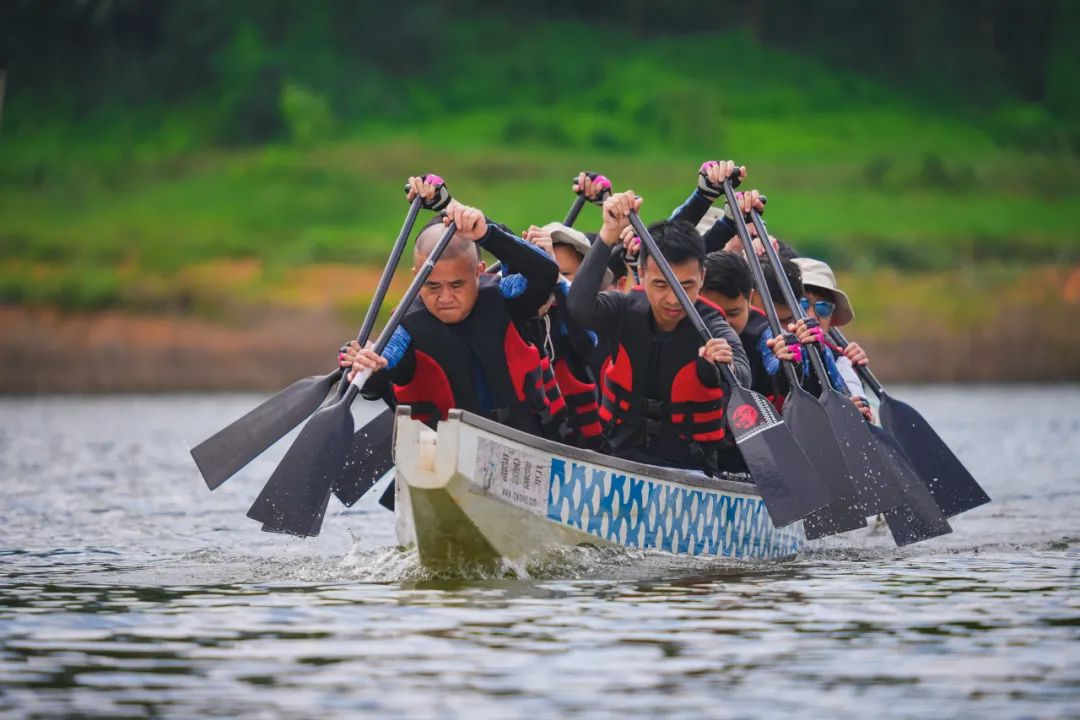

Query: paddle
[626,210,828,528]
[823,329,952,543]
[746,204,905,534]
[190,176,449,491]
[830,328,990,518]
[247,217,460,537]
[378,476,396,511]
[703,176,866,537]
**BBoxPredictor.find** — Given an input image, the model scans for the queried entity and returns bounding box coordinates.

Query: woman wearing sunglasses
[789,257,874,421]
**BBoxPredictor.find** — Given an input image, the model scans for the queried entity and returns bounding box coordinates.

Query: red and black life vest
[391,276,557,430]
[741,306,786,411]
[553,356,603,443]
[598,290,728,465]
[547,301,604,447]
[521,301,604,448]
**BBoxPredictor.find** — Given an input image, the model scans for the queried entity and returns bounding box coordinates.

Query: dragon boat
[391,407,805,570]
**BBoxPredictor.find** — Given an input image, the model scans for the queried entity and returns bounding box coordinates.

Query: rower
[702,249,803,411]
[787,257,875,421]
[567,190,752,476]
[522,223,606,448]
[344,177,561,436]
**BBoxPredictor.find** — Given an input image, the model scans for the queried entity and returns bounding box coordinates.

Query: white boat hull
[393,408,804,570]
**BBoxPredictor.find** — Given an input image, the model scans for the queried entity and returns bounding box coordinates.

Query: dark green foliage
[1,1,1077,147]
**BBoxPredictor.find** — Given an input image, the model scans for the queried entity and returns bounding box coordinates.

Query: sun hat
[791,257,854,326]
[542,222,591,258]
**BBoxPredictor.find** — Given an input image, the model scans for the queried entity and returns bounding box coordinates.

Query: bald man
[345,179,561,434]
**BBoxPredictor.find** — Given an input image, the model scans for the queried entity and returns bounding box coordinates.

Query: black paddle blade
[867,424,952,546]
[783,386,868,539]
[726,385,832,527]
[819,389,905,516]
[246,398,355,537]
[331,407,396,506]
[191,369,341,490]
[879,391,990,517]
[378,480,396,511]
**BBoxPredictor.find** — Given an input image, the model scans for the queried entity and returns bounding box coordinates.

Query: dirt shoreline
[2,298,1078,395]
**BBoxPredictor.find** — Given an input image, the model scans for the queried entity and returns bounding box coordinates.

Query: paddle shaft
[828,328,884,395]
[626,212,739,388]
[706,183,801,389]
[564,195,587,226]
[343,220,459,404]
[738,200,835,396]
[357,196,423,346]
[333,195,426,396]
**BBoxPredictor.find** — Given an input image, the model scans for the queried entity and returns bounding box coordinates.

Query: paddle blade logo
[732,404,759,431]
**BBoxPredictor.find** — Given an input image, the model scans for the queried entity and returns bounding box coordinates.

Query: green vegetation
[1,5,1078,313]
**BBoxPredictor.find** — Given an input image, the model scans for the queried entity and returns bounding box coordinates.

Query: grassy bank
[2,136,1078,314]
[3,263,1078,394]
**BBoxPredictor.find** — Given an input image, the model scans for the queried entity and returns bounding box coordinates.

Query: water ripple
[0,388,1078,718]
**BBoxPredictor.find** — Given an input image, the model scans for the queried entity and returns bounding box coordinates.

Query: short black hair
[776,238,799,261]
[639,220,705,271]
[760,258,803,305]
[704,250,753,299]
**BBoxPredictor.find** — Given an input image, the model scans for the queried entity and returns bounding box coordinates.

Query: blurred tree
[0,0,1075,146]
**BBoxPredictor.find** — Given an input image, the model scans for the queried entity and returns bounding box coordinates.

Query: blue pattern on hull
[546,459,802,559]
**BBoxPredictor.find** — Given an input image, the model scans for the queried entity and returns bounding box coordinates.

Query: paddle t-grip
[698,161,744,200]
[573,172,612,203]
[403,174,451,211]
[565,172,610,227]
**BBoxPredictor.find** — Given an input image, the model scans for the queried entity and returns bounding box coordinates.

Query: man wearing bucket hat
[789,257,874,420]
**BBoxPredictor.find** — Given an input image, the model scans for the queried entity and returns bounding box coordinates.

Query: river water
[0,387,1077,718]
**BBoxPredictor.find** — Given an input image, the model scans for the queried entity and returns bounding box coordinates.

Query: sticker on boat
[473,436,551,513]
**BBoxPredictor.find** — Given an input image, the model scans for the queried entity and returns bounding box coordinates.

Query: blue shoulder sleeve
[499,273,528,299]
[757,327,780,376]
[383,326,412,370]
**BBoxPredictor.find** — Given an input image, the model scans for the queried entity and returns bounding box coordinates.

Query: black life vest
[598,289,728,469]
[391,275,556,431]
[740,307,786,411]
